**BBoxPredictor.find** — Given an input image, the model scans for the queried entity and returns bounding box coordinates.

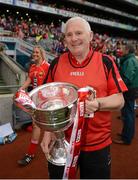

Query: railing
[0,85,21,89]
[0,53,27,93]
[122,0,138,6]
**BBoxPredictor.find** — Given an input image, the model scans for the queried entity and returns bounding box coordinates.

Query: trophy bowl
[29,82,78,132]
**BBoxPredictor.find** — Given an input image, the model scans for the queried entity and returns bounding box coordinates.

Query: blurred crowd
[15,0,137,27]
[0,14,138,59]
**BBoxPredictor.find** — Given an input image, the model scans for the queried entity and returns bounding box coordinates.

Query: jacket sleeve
[120,58,137,86]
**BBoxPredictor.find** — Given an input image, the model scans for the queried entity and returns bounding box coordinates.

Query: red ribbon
[63,90,87,179]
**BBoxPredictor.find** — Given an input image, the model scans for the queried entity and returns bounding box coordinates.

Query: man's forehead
[67,19,85,26]
[66,20,87,32]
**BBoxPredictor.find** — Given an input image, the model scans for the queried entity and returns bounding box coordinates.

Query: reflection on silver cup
[46,132,69,165]
[28,82,78,165]
[39,99,65,110]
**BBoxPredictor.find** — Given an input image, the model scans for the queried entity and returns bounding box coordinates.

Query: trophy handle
[86,86,96,99]
[14,101,35,115]
[84,86,96,118]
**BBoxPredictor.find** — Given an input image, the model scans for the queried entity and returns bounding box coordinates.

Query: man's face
[64,20,92,58]
[121,44,128,56]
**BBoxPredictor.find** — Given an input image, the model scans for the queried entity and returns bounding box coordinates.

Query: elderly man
[41,17,127,179]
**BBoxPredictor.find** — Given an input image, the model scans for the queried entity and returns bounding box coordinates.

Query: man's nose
[71,34,77,41]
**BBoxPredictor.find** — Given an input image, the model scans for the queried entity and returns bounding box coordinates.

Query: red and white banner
[63,87,91,179]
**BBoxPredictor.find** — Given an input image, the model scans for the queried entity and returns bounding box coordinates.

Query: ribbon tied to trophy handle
[13,90,36,115]
[78,86,96,118]
[85,86,96,100]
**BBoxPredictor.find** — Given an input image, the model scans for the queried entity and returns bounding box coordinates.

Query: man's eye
[66,34,72,37]
[76,32,82,35]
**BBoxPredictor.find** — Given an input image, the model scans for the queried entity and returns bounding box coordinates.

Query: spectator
[17,45,49,166]
[113,43,138,144]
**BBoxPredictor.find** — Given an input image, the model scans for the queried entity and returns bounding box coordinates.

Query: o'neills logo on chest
[70,71,85,76]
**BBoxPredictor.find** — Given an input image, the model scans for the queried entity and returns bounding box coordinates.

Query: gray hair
[125,43,135,54]
[63,16,92,33]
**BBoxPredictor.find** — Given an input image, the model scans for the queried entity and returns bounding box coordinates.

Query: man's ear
[90,31,93,41]
[63,39,67,48]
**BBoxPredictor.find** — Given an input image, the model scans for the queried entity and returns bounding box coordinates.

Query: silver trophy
[14,82,96,166]
[15,82,78,166]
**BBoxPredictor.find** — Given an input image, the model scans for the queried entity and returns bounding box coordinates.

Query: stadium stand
[0,0,138,179]
[0,1,138,79]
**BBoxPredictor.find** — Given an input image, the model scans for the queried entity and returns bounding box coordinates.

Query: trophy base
[45,138,69,166]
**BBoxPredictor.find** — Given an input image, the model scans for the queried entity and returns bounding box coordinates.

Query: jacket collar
[68,47,93,67]
[120,53,135,64]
